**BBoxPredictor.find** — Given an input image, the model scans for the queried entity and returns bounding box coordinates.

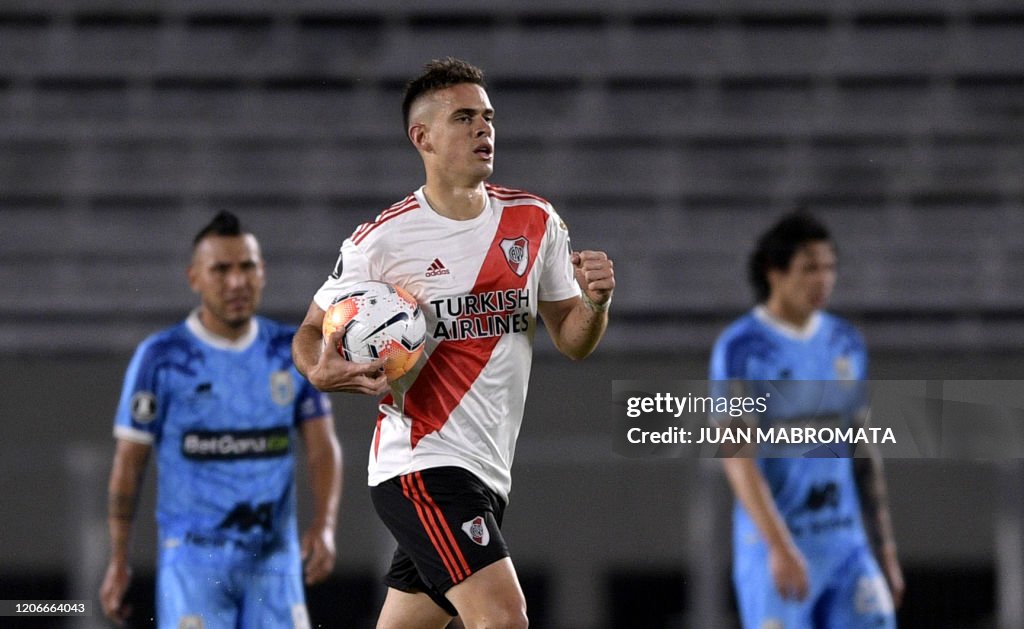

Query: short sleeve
[313,238,375,311]
[112,338,166,444]
[294,369,333,425]
[536,207,581,303]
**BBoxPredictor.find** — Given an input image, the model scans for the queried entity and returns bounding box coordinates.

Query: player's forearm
[721,458,798,552]
[106,441,150,562]
[550,299,609,360]
[854,448,898,551]
[107,507,136,563]
[106,475,143,560]
[307,436,342,533]
[292,322,324,380]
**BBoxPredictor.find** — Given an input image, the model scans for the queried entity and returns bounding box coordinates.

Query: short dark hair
[192,210,245,249]
[402,57,487,130]
[748,211,833,303]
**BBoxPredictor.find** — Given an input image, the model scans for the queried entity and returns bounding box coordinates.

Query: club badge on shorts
[499,236,529,277]
[461,515,490,546]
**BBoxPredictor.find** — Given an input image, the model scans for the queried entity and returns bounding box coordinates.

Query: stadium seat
[0,1,1021,353]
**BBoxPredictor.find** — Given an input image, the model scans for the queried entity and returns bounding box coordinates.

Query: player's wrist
[581,291,611,312]
[310,517,337,534]
[306,363,335,391]
[767,535,800,556]
[107,553,131,568]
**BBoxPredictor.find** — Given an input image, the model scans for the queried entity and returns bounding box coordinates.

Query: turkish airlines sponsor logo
[429,288,531,341]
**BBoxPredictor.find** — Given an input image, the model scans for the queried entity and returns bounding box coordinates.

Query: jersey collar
[186,309,259,351]
[415,186,492,226]
[753,305,822,341]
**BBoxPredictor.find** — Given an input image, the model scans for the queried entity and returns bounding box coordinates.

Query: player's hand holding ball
[315,281,426,395]
[310,327,389,396]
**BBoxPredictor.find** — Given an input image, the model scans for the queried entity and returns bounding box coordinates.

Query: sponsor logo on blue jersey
[181,427,291,460]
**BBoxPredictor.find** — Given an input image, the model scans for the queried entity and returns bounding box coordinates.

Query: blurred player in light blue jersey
[710,212,904,628]
[100,211,341,629]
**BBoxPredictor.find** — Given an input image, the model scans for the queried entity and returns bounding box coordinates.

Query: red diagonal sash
[405,204,548,448]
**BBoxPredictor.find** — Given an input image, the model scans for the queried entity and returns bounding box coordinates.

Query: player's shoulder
[253,316,298,362]
[487,183,570,238]
[350,192,423,245]
[254,315,296,339]
[135,320,191,355]
[128,320,201,376]
[715,311,767,350]
[712,311,776,367]
[486,183,554,210]
[821,312,866,348]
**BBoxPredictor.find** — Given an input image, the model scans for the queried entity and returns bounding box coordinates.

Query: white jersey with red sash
[314,184,580,500]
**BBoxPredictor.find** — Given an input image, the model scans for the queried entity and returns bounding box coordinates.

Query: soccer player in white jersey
[293,58,615,628]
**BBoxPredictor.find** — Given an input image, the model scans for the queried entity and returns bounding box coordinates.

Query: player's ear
[765,267,785,292]
[186,263,201,294]
[409,122,431,152]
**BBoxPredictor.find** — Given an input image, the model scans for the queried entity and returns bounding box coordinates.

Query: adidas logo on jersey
[425,258,450,277]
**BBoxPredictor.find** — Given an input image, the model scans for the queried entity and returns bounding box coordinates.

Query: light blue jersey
[711,306,895,628]
[114,312,330,628]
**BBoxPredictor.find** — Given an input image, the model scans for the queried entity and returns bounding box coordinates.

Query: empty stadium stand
[0,0,1021,355]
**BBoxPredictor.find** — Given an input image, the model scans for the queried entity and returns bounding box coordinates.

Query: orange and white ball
[322,281,426,381]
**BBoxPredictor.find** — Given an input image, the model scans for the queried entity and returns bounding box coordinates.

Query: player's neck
[198,309,252,342]
[422,180,487,221]
[763,299,816,330]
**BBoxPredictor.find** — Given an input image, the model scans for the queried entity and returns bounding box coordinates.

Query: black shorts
[370,466,509,616]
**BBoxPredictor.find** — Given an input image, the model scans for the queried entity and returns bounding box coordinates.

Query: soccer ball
[322,280,426,381]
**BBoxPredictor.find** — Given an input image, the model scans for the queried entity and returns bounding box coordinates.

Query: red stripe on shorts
[400,472,471,584]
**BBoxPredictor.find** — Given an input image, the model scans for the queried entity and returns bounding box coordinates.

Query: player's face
[417,83,495,184]
[188,234,265,338]
[768,240,837,322]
